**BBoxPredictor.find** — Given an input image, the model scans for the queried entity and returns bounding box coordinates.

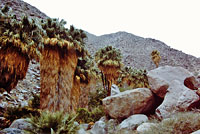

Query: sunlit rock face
[102,88,155,119]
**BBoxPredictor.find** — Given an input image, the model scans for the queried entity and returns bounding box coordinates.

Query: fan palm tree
[0,6,42,92]
[151,50,161,68]
[95,46,123,96]
[39,18,87,112]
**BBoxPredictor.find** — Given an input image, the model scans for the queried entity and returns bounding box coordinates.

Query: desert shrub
[28,93,40,109]
[88,88,107,110]
[76,106,105,124]
[118,66,149,91]
[27,111,79,134]
[3,106,40,127]
[144,111,200,134]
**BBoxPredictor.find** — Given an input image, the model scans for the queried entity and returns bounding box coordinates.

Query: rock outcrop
[147,66,198,98]
[156,80,200,119]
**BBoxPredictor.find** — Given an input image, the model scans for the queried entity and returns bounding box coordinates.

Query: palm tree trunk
[40,46,60,112]
[59,50,78,112]
[71,76,81,113]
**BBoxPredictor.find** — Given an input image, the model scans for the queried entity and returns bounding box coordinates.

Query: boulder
[9,118,33,131]
[111,84,120,96]
[90,120,106,134]
[156,80,200,119]
[102,88,154,119]
[148,66,198,98]
[136,122,157,134]
[118,114,148,130]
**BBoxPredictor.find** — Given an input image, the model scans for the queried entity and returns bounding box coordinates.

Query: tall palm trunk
[0,46,29,92]
[58,50,78,112]
[40,46,60,112]
[40,46,78,112]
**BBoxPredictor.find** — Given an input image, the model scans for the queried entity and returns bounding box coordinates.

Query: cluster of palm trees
[0,5,162,113]
[0,5,88,113]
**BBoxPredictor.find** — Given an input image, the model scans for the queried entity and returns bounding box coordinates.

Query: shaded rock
[0,128,24,134]
[90,120,106,134]
[111,84,120,96]
[9,119,33,131]
[118,114,148,130]
[148,66,198,98]
[156,80,200,119]
[136,122,157,134]
[102,88,154,119]
[0,117,10,129]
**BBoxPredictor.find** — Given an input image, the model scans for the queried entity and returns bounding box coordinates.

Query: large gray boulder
[118,114,148,131]
[147,66,198,98]
[156,80,200,119]
[102,88,154,119]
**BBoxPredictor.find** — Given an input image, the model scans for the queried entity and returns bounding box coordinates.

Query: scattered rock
[156,80,200,119]
[106,119,119,134]
[9,119,33,131]
[0,128,24,134]
[191,130,200,134]
[111,84,120,96]
[136,122,157,134]
[118,114,148,131]
[77,128,88,134]
[102,88,154,119]
[79,124,89,131]
[90,120,106,134]
[148,66,198,98]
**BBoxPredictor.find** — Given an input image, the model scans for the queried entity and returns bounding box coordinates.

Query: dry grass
[142,111,200,134]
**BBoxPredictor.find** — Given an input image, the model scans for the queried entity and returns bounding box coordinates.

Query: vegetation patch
[144,111,200,134]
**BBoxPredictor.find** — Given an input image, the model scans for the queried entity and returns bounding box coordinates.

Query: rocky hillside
[0,0,48,20]
[86,32,200,73]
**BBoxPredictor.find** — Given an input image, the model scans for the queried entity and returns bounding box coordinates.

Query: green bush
[3,106,40,127]
[88,88,107,110]
[27,111,79,134]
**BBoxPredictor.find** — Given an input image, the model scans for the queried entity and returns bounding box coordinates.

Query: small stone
[111,84,120,96]
[118,114,148,130]
[90,120,106,134]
